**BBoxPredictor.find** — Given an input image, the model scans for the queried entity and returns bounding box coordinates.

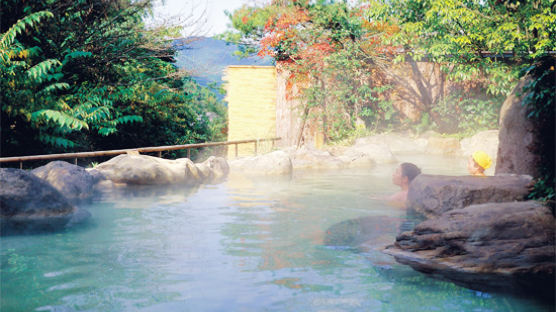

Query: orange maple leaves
[257,3,402,98]
[257,7,309,58]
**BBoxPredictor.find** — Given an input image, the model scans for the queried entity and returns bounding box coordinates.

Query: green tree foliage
[522,56,555,202]
[364,0,555,94]
[430,92,504,136]
[223,0,516,141]
[1,0,226,157]
[222,1,400,143]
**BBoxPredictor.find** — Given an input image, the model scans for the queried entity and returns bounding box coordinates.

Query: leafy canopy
[1,0,226,157]
[364,0,556,94]
[222,0,402,142]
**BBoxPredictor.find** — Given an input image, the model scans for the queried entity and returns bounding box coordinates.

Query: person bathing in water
[467,150,492,176]
[387,162,421,206]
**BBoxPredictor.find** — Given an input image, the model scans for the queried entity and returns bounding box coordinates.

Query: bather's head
[392,162,421,188]
[467,151,492,176]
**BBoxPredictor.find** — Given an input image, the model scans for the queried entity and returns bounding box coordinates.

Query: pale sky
[150,0,263,37]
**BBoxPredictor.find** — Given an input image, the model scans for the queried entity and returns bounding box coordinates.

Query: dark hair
[401,163,421,182]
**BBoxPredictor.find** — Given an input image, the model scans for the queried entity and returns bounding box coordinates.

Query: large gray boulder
[86,168,106,183]
[193,156,230,183]
[407,174,532,218]
[383,201,555,298]
[0,168,90,234]
[229,150,293,175]
[94,154,189,185]
[94,154,229,185]
[32,161,98,200]
[496,78,542,178]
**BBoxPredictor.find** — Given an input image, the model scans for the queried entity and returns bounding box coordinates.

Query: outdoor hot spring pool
[1,154,553,311]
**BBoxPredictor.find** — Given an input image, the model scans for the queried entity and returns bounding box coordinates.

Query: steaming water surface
[1,154,552,311]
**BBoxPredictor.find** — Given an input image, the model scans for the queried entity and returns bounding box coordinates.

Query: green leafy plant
[528,177,555,202]
[0,8,142,151]
[1,1,226,158]
[223,0,399,143]
[223,0,523,143]
[413,112,431,134]
[431,92,503,135]
[521,56,556,202]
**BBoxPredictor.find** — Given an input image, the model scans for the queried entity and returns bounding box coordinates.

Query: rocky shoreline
[0,154,230,234]
[0,129,496,234]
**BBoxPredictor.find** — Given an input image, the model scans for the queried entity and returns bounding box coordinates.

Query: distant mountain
[173,37,273,87]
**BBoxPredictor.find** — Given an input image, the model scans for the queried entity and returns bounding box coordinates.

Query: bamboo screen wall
[224,66,277,158]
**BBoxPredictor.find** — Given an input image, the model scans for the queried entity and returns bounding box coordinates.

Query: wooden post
[158,151,162,158]
[20,162,22,169]
[187,149,191,159]
[235,144,238,158]
[254,140,258,155]
[74,158,77,165]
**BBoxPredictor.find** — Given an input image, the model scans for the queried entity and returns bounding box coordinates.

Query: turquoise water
[1,155,552,311]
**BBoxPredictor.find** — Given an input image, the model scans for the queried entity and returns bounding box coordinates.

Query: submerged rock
[32,161,98,200]
[229,150,293,175]
[383,201,555,299]
[94,154,229,185]
[0,168,90,235]
[407,174,532,218]
[324,215,414,247]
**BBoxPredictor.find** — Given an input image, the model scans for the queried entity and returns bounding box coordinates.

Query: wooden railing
[0,137,281,169]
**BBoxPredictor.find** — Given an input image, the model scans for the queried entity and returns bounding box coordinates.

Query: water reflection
[97,183,201,209]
